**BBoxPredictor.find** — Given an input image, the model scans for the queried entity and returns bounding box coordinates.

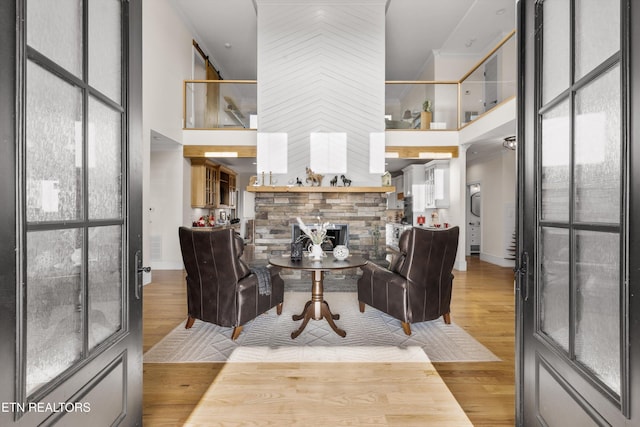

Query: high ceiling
[170,0,516,80]
[162,0,517,172]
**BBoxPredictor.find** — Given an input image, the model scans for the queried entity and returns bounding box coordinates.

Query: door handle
[516,251,529,301]
[135,250,150,300]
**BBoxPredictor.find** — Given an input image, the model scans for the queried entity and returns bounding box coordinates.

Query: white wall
[143,0,192,142]
[150,149,185,270]
[143,0,194,275]
[466,149,516,267]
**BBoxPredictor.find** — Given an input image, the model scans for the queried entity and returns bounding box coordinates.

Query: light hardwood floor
[143,256,515,426]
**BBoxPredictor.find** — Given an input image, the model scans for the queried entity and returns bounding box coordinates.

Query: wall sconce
[503,136,516,150]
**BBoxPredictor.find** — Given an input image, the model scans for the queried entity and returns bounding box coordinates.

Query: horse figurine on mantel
[305,167,324,186]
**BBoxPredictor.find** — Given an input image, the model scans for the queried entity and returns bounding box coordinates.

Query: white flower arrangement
[296,217,333,245]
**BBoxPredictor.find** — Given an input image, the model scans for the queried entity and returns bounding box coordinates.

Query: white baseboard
[480,252,515,268]
[144,261,185,286]
[454,258,467,272]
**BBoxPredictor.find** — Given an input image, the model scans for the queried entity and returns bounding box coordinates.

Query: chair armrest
[360,261,407,291]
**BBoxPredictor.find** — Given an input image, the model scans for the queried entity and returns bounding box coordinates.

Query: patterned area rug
[143,292,500,363]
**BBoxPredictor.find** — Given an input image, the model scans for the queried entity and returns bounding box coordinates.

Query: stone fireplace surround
[253,191,387,279]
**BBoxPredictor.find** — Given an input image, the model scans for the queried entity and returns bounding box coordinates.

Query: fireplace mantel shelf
[246,185,395,193]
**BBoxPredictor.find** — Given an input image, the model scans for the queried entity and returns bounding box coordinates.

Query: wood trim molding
[183,145,257,158]
[246,186,395,193]
[385,145,459,158]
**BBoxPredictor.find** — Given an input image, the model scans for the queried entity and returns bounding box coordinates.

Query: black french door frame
[1,0,143,425]
[517,0,640,425]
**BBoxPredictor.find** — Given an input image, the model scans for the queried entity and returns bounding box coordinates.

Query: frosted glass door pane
[26,229,83,395]
[88,226,122,351]
[575,231,620,393]
[541,100,570,221]
[88,97,122,219]
[542,0,570,103]
[26,61,83,222]
[27,0,82,77]
[89,0,122,103]
[540,227,569,351]
[575,0,620,80]
[574,65,621,223]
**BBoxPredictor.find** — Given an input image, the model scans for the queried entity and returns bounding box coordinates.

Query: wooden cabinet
[191,159,218,208]
[424,160,450,209]
[190,159,237,208]
[402,164,426,211]
[402,164,423,198]
[468,223,480,254]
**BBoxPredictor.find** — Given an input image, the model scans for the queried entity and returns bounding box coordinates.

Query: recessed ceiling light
[204,151,238,157]
[224,42,232,48]
[419,152,453,159]
[496,8,505,15]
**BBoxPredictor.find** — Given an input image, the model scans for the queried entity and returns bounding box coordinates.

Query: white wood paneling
[256,0,386,186]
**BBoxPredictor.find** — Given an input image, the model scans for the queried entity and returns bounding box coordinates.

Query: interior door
[0,1,143,426]
[517,0,639,425]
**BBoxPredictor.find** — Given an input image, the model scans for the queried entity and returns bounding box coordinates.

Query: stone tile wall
[253,191,388,279]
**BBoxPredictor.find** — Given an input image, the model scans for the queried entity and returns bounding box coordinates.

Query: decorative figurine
[340,175,352,187]
[296,177,303,186]
[330,175,338,186]
[305,167,324,186]
[333,245,350,261]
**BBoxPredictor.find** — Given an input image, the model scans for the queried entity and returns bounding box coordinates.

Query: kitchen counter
[191,223,240,231]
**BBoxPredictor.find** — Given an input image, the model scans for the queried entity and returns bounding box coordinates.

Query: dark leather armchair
[178,227,284,340]
[357,226,459,335]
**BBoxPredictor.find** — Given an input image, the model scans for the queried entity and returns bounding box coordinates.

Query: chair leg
[276,302,283,315]
[359,301,365,313]
[185,316,195,329]
[231,325,243,340]
[401,322,411,336]
[443,312,451,324]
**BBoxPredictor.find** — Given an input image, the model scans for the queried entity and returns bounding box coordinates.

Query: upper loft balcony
[182,30,515,135]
